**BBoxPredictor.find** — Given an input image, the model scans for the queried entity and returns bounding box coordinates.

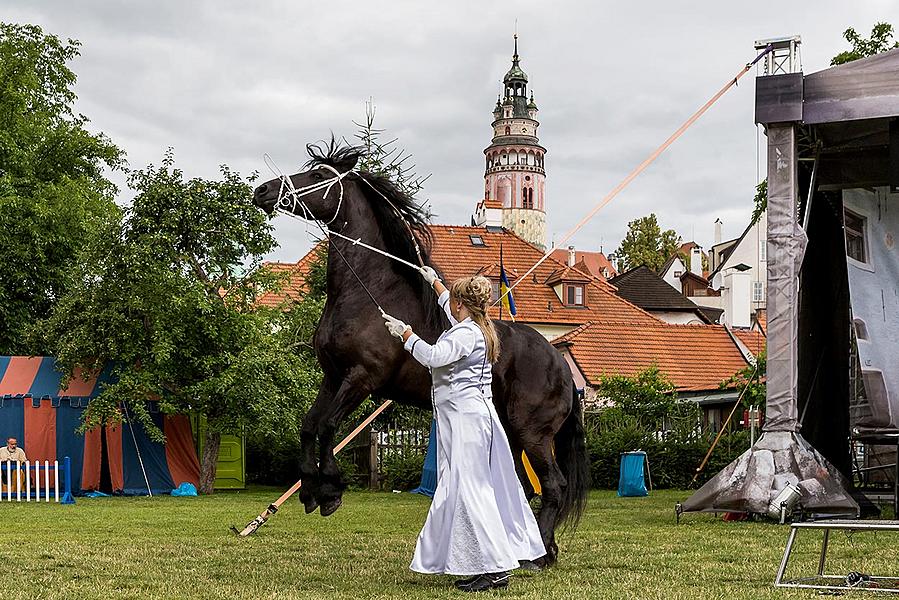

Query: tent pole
[122,403,153,497]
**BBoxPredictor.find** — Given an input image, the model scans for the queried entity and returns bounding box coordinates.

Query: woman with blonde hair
[383,268,545,592]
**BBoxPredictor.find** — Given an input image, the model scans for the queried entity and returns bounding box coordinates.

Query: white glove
[419,266,440,286]
[382,313,410,339]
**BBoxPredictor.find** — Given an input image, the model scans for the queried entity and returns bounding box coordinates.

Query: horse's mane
[305,139,447,331]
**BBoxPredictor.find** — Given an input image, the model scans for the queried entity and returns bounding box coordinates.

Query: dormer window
[490,280,500,303]
[564,284,585,306]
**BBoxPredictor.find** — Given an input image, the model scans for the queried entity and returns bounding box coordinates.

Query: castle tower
[477,35,547,249]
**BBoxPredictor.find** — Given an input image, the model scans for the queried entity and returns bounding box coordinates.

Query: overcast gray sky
[7,1,898,262]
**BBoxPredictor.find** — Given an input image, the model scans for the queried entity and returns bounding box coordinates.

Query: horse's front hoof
[302,497,319,514]
[320,497,342,517]
[535,546,557,568]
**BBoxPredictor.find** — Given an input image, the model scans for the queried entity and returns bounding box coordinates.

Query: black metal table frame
[775,520,899,593]
[852,432,899,517]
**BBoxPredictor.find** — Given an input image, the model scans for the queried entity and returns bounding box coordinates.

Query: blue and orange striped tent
[0,357,200,495]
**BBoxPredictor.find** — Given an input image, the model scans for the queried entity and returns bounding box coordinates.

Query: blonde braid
[450,276,500,363]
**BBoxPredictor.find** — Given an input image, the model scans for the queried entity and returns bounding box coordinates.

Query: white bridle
[264,154,350,226]
[262,153,426,269]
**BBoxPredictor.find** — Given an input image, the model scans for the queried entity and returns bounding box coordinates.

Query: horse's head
[253,142,361,223]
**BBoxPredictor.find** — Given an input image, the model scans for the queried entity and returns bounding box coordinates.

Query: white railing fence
[0,457,74,504]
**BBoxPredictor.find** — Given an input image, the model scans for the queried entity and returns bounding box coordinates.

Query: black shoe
[458,572,511,593]
[454,575,480,589]
[517,560,542,572]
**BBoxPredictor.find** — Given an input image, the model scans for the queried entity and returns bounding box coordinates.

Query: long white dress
[403,290,545,575]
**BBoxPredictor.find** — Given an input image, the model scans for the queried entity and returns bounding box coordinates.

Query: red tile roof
[478,198,503,210]
[426,225,658,326]
[549,248,617,279]
[554,320,765,392]
[255,245,324,308]
[545,265,593,286]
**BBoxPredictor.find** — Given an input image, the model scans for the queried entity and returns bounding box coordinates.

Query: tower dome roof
[504,63,528,83]
[503,34,528,83]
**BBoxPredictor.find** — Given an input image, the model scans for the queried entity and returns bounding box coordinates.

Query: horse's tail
[553,380,590,531]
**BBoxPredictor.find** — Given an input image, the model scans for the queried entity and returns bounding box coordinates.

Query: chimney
[722,271,751,328]
[567,245,576,267]
[690,247,702,276]
[714,219,723,245]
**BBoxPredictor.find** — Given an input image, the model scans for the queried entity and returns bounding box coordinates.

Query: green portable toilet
[191,415,246,490]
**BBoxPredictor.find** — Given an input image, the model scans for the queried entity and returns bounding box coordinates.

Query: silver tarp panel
[764,125,805,432]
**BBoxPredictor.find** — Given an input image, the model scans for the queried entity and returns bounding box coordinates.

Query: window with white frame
[565,284,585,306]
[844,209,867,264]
[752,280,764,303]
[759,239,767,262]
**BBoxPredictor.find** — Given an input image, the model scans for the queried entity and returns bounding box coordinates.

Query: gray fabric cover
[764,125,806,432]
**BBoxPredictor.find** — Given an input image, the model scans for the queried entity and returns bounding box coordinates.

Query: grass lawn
[0,488,895,599]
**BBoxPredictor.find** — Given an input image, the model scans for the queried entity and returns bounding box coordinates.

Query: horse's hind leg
[521,437,566,565]
[315,367,373,517]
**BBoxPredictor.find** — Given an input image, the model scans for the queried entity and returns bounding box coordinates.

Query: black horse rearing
[253,141,589,564]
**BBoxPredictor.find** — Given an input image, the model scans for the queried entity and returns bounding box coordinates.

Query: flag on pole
[499,245,517,320]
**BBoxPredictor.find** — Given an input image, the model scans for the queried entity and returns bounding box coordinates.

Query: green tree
[831,22,898,65]
[596,367,678,428]
[0,23,123,354]
[614,214,681,272]
[41,151,317,493]
[750,179,767,226]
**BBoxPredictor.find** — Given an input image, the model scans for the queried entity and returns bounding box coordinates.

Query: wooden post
[369,430,379,490]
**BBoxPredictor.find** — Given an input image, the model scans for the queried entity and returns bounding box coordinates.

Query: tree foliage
[40,151,317,492]
[750,179,767,227]
[613,214,681,273]
[0,22,123,354]
[720,351,766,412]
[831,22,898,66]
[596,367,679,428]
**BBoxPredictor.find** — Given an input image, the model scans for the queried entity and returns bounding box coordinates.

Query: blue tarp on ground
[410,419,437,498]
[618,451,649,497]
